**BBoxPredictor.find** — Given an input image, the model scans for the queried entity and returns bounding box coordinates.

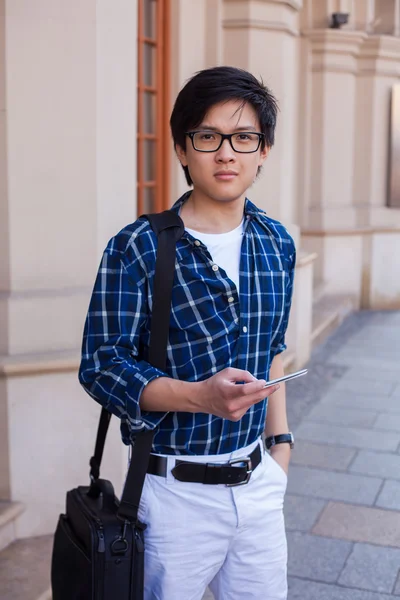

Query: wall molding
[223,19,299,37]
[302,227,400,237]
[0,351,80,378]
[224,0,302,10]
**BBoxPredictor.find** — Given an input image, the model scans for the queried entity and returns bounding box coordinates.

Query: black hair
[170,66,278,186]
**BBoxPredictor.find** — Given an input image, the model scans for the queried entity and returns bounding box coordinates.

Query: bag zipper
[69,490,106,600]
[132,526,145,597]
[97,527,105,553]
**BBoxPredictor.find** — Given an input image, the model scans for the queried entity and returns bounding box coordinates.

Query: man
[79,66,295,600]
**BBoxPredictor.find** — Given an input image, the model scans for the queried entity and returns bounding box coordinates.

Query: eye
[235,133,253,142]
[199,133,216,141]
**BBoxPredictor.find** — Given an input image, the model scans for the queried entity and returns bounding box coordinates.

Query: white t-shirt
[185,219,244,292]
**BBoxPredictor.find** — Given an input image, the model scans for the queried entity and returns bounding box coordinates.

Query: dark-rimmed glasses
[186,131,265,153]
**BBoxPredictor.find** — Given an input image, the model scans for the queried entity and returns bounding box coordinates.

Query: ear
[258,145,270,167]
[175,144,188,167]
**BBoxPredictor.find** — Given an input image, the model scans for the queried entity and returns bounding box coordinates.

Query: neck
[181,189,245,233]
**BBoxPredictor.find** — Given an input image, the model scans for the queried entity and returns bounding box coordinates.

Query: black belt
[147,443,262,487]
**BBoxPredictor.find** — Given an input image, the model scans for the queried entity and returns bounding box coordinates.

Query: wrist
[270,443,291,457]
[186,380,206,413]
[270,443,291,473]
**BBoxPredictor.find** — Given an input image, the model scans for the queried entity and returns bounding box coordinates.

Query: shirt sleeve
[270,239,296,358]
[78,245,170,437]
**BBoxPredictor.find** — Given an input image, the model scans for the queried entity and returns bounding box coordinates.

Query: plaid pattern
[79,192,296,455]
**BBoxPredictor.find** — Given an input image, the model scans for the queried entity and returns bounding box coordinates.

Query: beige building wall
[0,0,139,537]
[1,0,400,539]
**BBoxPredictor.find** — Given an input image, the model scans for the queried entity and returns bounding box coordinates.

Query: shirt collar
[170,192,266,220]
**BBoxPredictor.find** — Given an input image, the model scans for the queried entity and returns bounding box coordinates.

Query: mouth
[214,171,238,181]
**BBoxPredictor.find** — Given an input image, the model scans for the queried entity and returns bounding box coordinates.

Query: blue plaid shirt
[79,192,296,455]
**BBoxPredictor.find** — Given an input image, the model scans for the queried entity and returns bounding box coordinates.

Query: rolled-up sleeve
[79,243,169,441]
[270,240,296,358]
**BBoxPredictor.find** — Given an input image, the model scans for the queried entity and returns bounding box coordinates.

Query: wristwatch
[265,432,294,450]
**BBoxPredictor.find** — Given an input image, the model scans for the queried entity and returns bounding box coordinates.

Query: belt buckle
[226,457,252,487]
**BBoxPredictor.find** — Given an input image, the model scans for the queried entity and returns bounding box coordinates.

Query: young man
[79,66,295,600]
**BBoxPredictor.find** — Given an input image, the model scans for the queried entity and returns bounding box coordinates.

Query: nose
[215,138,236,163]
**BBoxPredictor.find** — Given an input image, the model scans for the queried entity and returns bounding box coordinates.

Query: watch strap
[265,432,294,450]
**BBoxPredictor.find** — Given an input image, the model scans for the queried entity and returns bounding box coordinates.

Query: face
[176,100,269,205]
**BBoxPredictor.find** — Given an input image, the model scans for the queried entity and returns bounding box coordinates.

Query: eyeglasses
[186,131,265,153]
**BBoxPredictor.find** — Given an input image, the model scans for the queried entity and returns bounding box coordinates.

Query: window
[137,0,171,213]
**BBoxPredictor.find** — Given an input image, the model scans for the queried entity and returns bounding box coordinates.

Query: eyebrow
[197,125,258,132]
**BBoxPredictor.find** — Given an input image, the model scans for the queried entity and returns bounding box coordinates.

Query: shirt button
[212,264,219,272]
[194,240,201,246]
[228,296,234,303]
[242,326,248,333]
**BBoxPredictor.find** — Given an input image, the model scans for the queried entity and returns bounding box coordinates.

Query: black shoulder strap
[145,211,185,369]
[89,210,184,522]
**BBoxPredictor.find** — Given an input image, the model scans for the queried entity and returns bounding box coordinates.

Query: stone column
[222,0,315,365]
[302,28,366,230]
[223,0,303,228]
[353,35,400,227]
[170,0,213,200]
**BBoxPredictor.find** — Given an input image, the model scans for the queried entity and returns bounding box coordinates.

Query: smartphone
[264,368,308,388]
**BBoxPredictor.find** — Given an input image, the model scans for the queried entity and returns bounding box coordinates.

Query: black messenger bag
[51,210,184,600]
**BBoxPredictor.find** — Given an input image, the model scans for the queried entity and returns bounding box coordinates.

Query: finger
[239,383,280,406]
[263,384,280,397]
[225,368,258,383]
[231,379,269,398]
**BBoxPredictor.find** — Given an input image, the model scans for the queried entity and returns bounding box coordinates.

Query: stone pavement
[204,310,400,599]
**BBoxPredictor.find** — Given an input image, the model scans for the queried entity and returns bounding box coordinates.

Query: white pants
[136,438,288,600]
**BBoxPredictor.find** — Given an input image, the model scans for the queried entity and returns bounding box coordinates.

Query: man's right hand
[195,367,279,422]
[140,367,278,420]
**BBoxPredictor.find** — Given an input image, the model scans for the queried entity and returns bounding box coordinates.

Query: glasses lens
[192,132,222,151]
[192,132,261,152]
[231,133,260,152]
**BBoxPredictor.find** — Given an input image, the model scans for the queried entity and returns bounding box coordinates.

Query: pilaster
[302,28,366,230]
[223,0,303,228]
[353,34,400,227]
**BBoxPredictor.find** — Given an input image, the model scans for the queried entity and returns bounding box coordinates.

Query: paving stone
[374,413,400,432]
[350,451,400,480]
[338,543,400,593]
[313,501,400,547]
[290,440,356,471]
[0,535,53,600]
[376,480,400,511]
[351,324,400,342]
[394,573,400,596]
[286,363,347,429]
[295,421,400,451]
[334,343,400,363]
[284,495,326,532]
[368,311,400,327]
[287,466,382,505]
[288,577,394,599]
[306,403,377,428]
[287,531,352,583]
[393,385,400,398]
[320,391,400,414]
[327,377,395,397]
[344,366,400,384]
[327,353,400,372]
